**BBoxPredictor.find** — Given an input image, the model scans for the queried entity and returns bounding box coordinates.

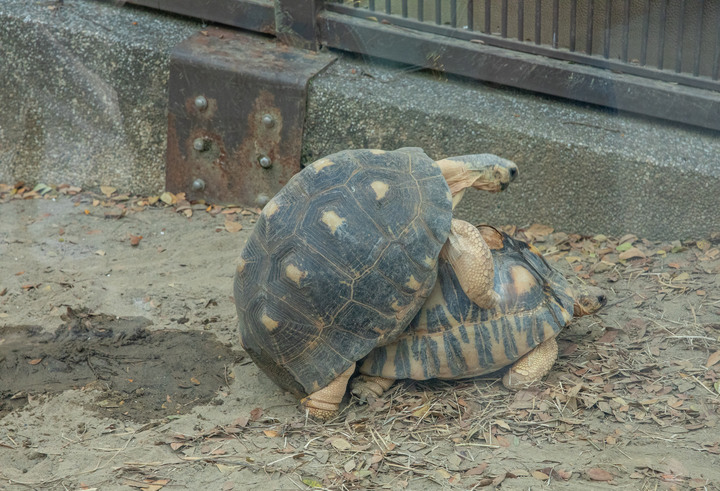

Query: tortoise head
[437,154,518,197]
[572,285,607,317]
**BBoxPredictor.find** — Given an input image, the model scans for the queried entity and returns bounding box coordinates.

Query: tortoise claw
[350,375,395,403]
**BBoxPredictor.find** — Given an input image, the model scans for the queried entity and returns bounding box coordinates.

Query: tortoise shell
[358,226,576,381]
[234,148,453,397]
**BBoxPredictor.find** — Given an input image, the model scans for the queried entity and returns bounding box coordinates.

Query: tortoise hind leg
[350,375,396,401]
[441,219,499,309]
[502,338,558,389]
[301,363,355,420]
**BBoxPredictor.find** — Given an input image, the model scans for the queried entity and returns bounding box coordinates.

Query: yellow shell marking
[405,275,421,291]
[424,256,437,268]
[313,158,335,171]
[285,264,307,286]
[263,200,279,217]
[236,259,246,274]
[509,265,538,296]
[321,210,345,234]
[261,314,279,331]
[369,149,386,155]
[371,181,389,200]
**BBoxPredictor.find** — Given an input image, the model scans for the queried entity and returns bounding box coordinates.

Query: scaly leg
[502,337,559,389]
[441,219,498,309]
[351,375,396,401]
[300,363,355,420]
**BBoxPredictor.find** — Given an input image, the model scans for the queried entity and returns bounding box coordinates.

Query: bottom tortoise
[352,225,606,398]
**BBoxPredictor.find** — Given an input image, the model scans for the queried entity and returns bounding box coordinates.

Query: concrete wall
[1,1,718,239]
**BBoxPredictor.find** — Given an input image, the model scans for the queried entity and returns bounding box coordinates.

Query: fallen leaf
[95,250,106,256]
[100,186,116,197]
[465,463,488,476]
[190,377,200,385]
[263,429,279,438]
[249,407,263,421]
[525,224,554,239]
[224,220,243,233]
[706,351,720,368]
[301,478,323,488]
[532,470,549,480]
[696,239,711,251]
[28,358,43,365]
[129,235,143,246]
[330,437,352,451]
[616,242,633,252]
[674,272,690,282]
[618,247,646,260]
[160,192,175,205]
[412,403,430,418]
[587,468,614,481]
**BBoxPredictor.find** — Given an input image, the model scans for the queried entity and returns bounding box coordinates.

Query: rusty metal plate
[166,27,335,206]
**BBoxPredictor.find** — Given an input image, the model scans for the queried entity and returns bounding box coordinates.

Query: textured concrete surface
[0,0,200,194]
[1,1,718,239]
[302,59,720,239]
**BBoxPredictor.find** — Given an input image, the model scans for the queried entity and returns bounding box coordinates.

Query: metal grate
[330,0,720,91]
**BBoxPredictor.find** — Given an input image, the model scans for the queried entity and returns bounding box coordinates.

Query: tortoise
[352,225,606,398]
[234,148,518,419]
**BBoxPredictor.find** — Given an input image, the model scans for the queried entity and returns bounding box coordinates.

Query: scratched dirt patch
[0,309,242,422]
[0,187,719,490]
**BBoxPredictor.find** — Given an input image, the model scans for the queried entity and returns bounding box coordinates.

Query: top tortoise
[234,148,517,418]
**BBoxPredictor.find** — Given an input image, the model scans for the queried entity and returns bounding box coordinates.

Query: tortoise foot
[350,375,395,402]
[300,363,355,420]
[502,338,558,389]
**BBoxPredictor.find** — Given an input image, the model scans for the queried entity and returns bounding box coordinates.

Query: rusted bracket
[166,27,335,206]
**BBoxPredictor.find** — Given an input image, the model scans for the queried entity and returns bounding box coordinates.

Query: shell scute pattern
[359,230,577,381]
[235,149,453,396]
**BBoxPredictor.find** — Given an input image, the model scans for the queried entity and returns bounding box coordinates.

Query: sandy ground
[1,186,719,490]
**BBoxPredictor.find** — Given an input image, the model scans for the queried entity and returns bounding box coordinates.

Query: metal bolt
[192,178,205,191]
[261,114,274,128]
[256,194,270,207]
[194,96,208,111]
[193,138,207,151]
[259,156,272,168]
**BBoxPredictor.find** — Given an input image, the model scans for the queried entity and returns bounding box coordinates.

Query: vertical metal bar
[569,0,577,52]
[621,0,629,62]
[586,0,594,55]
[640,0,650,65]
[402,0,408,18]
[603,0,611,59]
[418,0,424,22]
[386,0,391,14]
[518,0,524,41]
[535,0,541,45]
[658,0,667,69]
[714,7,720,79]
[450,0,457,27]
[675,0,686,73]
[693,0,704,76]
[501,0,508,38]
[369,0,375,11]
[435,0,441,25]
[484,0,491,34]
[467,0,474,31]
[552,0,559,48]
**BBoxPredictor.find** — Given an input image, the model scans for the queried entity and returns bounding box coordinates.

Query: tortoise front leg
[350,375,396,401]
[502,337,559,389]
[300,363,355,420]
[441,219,499,309]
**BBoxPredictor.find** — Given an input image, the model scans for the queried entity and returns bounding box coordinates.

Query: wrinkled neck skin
[437,159,497,210]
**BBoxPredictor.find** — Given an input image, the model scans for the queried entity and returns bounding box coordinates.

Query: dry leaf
[618,247,646,260]
[263,429,279,438]
[130,235,143,246]
[412,403,430,418]
[190,377,200,385]
[532,471,549,480]
[28,358,43,365]
[225,220,243,233]
[100,186,116,197]
[249,407,263,421]
[587,468,614,481]
[330,437,352,451]
[160,192,175,205]
[706,351,720,368]
[465,463,488,476]
[95,250,106,256]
